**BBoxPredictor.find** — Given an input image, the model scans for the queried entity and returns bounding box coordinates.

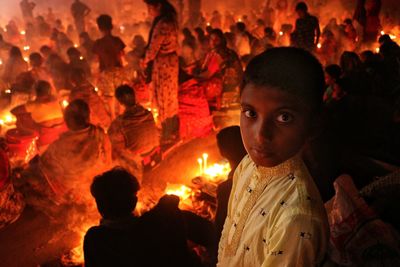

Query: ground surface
[0,133,222,267]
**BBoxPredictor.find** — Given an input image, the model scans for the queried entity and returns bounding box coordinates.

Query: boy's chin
[249,153,283,168]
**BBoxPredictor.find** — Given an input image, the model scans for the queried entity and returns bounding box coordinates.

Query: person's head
[40,45,52,58]
[343,18,353,26]
[9,46,23,59]
[360,50,374,63]
[295,2,308,18]
[132,35,146,49]
[378,34,391,45]
[235,22,246,33]
[182,27,192,38]
[194,27,205,39]
[29,52,43,68]
[67,47,81,61]
[209,28,226,49]
[70,68,87,86]
[264,27,276,40]
[324,64,342,86]
[340,51,362,74]
[91,167,140,219]
[96,14,113,33]
[256,19,265,27]
[64,99,90,131]
[115,84,136,107]
[144,0,177,20]
[217,126,247,166]
[240,47,324,167]
[35,80,52,98]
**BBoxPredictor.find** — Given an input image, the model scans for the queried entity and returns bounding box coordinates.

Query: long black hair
[145,0,177,46]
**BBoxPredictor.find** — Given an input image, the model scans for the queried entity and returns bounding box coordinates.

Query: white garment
[218,154,329,267]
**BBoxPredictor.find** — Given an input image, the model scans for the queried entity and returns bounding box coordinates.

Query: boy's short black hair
[35,80,51,97]
[91,167,140,219]
[241,47,324,113]
[325,64,342,80]
[96,14,113,31]
[296,2,308,11]
[29,52,43,67]
[64,99,90,131]
[217,126,247,164]
[115,84,136,107]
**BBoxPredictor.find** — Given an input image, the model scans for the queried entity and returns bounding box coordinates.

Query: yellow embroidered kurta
[218,155,329,267]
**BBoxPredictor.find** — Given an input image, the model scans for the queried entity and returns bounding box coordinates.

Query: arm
[261,214,328,267]
[144,20,172,64]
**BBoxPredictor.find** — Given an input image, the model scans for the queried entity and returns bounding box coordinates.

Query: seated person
[84,167,142,267]
[38,99,111,204]
[69,68,111,129]
[85,167,213,267]
[67,47,91,77]
[28,52,55,93]
[0,139,25,229]
[214,126,247,243]
[187,29,242,109]
[108,85,159,182]
[11,80,64,136]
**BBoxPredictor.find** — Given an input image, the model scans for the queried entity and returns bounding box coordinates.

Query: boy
[217,47,329,266]
[84,167,142,267]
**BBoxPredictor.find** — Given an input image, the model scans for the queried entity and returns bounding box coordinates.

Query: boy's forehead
[240,84,309,111]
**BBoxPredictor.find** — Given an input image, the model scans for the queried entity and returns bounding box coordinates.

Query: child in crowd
[84,167,142,267]
[217,47,329,266]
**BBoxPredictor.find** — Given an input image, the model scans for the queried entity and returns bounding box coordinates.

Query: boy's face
[240,84,311,167]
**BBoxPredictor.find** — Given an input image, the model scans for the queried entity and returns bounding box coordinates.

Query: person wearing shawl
[108,85,159,182]
[39,99,112,204]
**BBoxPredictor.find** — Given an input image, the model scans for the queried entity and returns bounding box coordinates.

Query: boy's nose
[255,119,274,143]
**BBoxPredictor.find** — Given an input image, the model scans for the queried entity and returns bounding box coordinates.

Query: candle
[202,153,208,171]
[197,158,203,175]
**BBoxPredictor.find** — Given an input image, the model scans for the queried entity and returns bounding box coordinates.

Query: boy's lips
[251,148,275,158]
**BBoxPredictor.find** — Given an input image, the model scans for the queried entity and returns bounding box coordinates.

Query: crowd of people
[0,0,400,266]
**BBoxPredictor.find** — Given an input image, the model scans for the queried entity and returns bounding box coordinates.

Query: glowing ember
[165,183,193,200]
[61,100,69,108]
[317,43,322,49]
[0,113,16,126]
[203,162,231,182]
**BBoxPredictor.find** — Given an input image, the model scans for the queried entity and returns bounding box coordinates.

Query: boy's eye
[276,112,293,123]
[243,110,256,118]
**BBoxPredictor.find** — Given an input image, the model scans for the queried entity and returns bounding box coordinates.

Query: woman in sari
[144,0,179,144]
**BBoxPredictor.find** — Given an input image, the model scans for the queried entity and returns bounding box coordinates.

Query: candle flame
[62,100,69,108]
[317,43,322,49]
[375,47,380,53]
[20,30,26,35]
[165,184,193,200]
[279,31,283,36]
